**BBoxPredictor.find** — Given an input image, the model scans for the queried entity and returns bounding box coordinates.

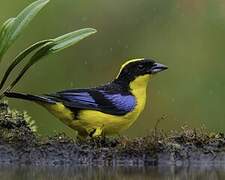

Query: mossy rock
[0,103,225,166]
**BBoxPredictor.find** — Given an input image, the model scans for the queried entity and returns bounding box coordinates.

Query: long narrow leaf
[9,0,50,43]
[0,18,15,59]
[3,28,96,92]
[0,40,53,90]
[49,28,97,53]
[5,28,97,91]
[0,0,49,61]
[6,42,54,92]
[0,18,15,42]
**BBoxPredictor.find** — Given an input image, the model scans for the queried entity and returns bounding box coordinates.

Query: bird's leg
[89,124,106,138]
[89,127,103,138]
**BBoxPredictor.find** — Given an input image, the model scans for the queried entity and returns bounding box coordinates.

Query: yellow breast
[129,74,150,116]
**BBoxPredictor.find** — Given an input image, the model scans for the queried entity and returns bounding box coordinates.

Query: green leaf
[6,42,54,92]
[3,28,97,93]
[0,0,50,61]
[0,18,15,41]
[0,18,16,59]
[49,28,97,53]
[0,40,53,90]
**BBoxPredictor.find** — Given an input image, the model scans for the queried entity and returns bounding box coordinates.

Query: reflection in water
[0,165,225,180]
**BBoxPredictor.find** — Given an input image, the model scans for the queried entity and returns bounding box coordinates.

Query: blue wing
[47,89,136,115]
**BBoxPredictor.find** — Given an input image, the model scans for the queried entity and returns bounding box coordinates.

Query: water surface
[1,165,225,180]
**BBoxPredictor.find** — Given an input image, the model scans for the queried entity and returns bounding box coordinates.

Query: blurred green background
[0,0,225,136]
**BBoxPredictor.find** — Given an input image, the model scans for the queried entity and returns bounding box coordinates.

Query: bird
[5,58,168,138]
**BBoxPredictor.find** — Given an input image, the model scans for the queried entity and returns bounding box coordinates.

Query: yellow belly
[73,107,141,136]
[43,102,144,137]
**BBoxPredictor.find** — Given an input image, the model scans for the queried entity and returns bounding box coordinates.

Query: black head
[115,58,168,83]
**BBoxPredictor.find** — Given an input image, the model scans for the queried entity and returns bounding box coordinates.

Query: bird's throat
[129,74,150,113]
[129,74,150,92]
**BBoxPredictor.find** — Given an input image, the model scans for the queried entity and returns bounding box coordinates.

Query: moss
[0,102,225,166]
[0,102,36,144]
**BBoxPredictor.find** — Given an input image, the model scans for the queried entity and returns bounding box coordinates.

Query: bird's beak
[150,63,168,74]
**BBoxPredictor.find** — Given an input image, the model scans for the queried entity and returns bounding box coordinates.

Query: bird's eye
[138,64,145,70]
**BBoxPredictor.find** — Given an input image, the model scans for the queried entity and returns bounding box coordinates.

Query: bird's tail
[4,92,56,104]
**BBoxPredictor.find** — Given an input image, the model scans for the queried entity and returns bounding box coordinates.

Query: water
[1,165,225,180]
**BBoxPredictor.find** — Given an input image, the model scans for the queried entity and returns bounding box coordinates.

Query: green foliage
[50,28,97,53]
[0,0,97,97]
[0,40,52,90]
[0,102,36,141]
[0,0,50,61]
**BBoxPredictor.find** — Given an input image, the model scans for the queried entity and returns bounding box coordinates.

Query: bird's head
[115,58,168,85]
